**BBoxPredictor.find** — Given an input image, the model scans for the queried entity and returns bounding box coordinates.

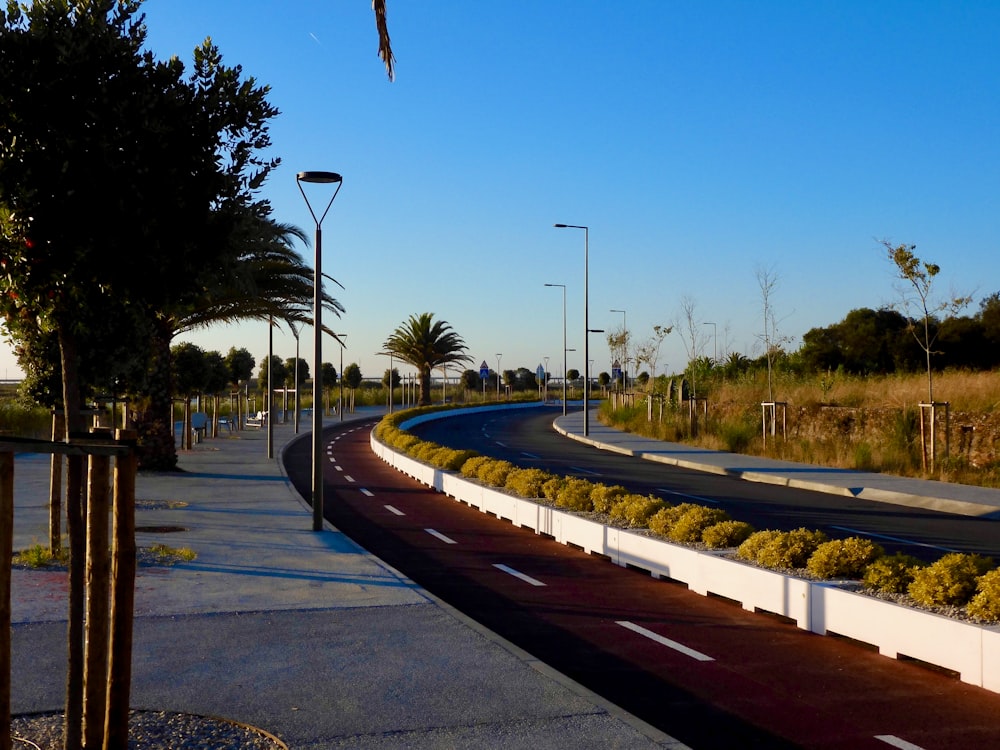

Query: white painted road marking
[360,489,374,497]
[660,489,718,505]
[493,564,546,587]
[571,466,602,477]
[616,621,714,662]
[875,736,927,750]
[521,452,540,459]
[385,505,405,516]
[425,528,457,544]
[344,475,355,483]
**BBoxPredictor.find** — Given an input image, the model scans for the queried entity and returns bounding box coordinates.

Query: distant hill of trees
[799,293,1000,375]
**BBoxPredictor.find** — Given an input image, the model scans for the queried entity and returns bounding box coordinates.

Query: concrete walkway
[9,407,682,749]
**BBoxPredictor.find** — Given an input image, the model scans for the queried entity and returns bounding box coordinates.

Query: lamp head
[297,171,343,184]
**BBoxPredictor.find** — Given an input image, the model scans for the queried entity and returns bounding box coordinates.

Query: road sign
[479,360,490,379]
[536,364,545,382]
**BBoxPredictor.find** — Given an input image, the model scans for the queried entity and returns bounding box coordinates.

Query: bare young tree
[882,240,971,403]
[635,324,672,389]
[755,264,791,402]
[675,297,708,398]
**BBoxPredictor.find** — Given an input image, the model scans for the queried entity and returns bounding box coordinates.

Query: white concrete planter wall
[372,406,1000,694]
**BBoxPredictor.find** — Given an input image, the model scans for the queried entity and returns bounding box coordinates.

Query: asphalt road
[283,417,1000,750]
[407,407,1000,561]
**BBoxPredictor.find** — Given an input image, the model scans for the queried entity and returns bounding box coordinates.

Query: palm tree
[383,313,472,405]
[372,0,395,81]
[134,215,345,469]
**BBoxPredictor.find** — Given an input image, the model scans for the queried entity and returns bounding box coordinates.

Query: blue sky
[3,1,999,383]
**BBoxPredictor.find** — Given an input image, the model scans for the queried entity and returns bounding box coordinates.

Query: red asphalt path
[310,421,1000,750]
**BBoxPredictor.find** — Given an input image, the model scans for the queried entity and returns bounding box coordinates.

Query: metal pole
[554,224,589,433]
[297,171,342,532]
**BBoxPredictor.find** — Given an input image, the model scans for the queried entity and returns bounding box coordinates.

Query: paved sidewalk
[9,408,679,749]
[554,409,1000,519]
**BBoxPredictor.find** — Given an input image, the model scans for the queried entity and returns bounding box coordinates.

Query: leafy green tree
[567,368,580,382]
[382,313,472,405]
[343,362,363,390]
[322,362,338,387]
[382,367,401,389]
[258,355,288,392]
[285,358,310,387]
[461,369,479,392]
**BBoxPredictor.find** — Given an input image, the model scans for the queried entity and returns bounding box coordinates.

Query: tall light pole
[495,353,502,400]
[543,355,550,402]
[297,170,343,532]
[611,308,626,390]
[544,283,567,416]
[704,321,717,364]
[554,224,590,435]
[290,323,301,434]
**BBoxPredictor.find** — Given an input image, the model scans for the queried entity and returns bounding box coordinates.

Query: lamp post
[495,353,502,400]
[704,321,717,364]
[611,308,626,390]
[554,224,590,434]
[544,283,568,415]
[290,323,301,434]
[297,170,343,532]
[543,355,550,402]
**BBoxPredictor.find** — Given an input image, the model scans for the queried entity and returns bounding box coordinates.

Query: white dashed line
[385,505,405,516]
[344,475,355,483]
[659,489,718,505]
[521,452,540,459]
[360,489,374,497]
[616,621,714,662]
[425,528,457,544]
[571,466,602,476]
[493,564,546,587]
[335,466,343,472]
[875,736,927,750]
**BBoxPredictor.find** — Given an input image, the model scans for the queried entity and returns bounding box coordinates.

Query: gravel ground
[10,711,286,749]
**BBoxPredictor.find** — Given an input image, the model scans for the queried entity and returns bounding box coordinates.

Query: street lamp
[297,170,343,532]
[611,308,626,390]
[554,224,590,435]
[544,283,568,416]
[543,356,550,402]
[495,353,502,400]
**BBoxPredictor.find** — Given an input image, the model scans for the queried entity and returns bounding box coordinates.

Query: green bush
[555,478,596,512]
[736,530,783,563]
[590,484,630,514]
[504,468,555,498]
[392,432,421,453]
[908,553,995,607]
[701,520,755,550]
[967,569,1000,622]
[806,537,884,580]
[608,493,666,527]
[753,528,828,570]
[477,459,516,487]
[862,553,925,594]
[668,506,731,544]
[460,455,493,479]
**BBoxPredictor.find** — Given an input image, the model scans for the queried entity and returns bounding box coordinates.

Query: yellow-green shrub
[701,520,755,550]
[541,476,566,503]
[908,553,995,607]
[862,553,925,594]
[392,432,421,453]
[412,441,444,462]
[555,478,596,512]
[478,459,516,487]
[647,503,702,538]
[608,493,666,527]
[967,569,1000,622]
[806,537,884,580]
[505,468,556,498]
[736,530,782,562]
[430,448,477,471]
[668,506,731,544]
[752,528,828,570]
[461,455,493,479]
[591,484,629,514]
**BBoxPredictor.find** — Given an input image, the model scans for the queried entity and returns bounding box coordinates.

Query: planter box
[373,409,1000,693]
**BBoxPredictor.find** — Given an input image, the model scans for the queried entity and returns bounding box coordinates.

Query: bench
[191,412,209,441]
[246,411,268,429]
